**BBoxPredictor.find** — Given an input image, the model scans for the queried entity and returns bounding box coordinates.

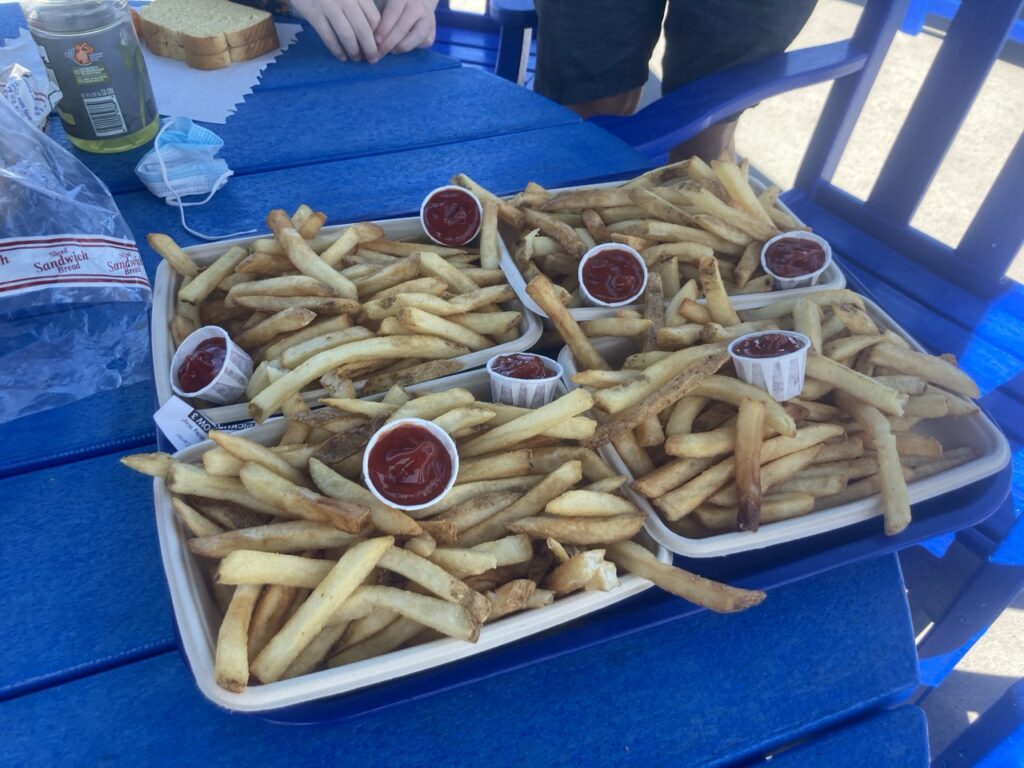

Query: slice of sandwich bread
[138,0,279,70]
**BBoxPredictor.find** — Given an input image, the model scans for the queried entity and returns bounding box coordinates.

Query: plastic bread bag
[0,97,152,424]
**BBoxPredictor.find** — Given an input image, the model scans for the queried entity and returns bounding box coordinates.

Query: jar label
[32,19,156,141]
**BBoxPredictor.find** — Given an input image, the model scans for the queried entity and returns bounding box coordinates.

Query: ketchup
[366,424,453,506]
[492,353,552,380]
[765,237,826,277]
[732,333,805,358]
[581,248,646,304]
[176,337,226,393]
[422,188,481,246]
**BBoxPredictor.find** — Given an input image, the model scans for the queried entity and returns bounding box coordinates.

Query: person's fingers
[378,6,417,55]
[325,4,362,60]
[375,0,406,44]
[343,1,380,62]
[358,0,382,30]
[306,10,346,59]
[394,15,434,53]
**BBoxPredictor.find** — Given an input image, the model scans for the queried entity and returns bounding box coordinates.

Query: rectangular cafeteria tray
[497,179,845,322]
[152,215,542,426]
[557,296,1010,558]
[154,368,670,714]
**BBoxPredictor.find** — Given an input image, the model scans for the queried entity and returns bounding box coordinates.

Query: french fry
[545,490,637,517]
[485,580,537,621]
[543,550,609,595]
[267,210,357,300]
[868,343,980,398]
[188,521,361,558]
[208,430,308,487]
[215,584,261,692]
[606,541,765,612]
[120,452,175,478]
[172,497,223,538]
[178,246,248,306]
[251,537,393,683]
[698,256,741,326]
[527,275,610,371]
[460,389,595,458]
[238,463,370,533]
[735,398,765,531]
[508,513,645,545]
[805,354,907,416]
[149,233,200,277]
[696,493,816,531]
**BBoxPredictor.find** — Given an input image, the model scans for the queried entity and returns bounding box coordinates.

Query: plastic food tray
[152,215,543,425]
[153,368,671,713]
[498,179,846,322]
[557,296,1010,558]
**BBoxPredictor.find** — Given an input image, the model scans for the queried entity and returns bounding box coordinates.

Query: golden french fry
[215,583,261,692]
[606,540,765,612]
[805,354,907,416]
[735,398,765,531]
[544,490,637,517]
[121,452,175,478]
[485,579,537,621]
[527,275,610,371]
[696,492,816,531]
[171,497,223,538]
[251,537,393,683]
[267,210,357,300]
[543,549,610,595]
[868,343,980,398]
[508,513,645,545]
[460,389,594,458]
[208,430,308,487]
[188,520,361,559]
[698,256,741,326]
[149,233,200,277]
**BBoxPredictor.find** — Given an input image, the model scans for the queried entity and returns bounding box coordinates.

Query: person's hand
[291,0,383,62]
[374,0,438,57]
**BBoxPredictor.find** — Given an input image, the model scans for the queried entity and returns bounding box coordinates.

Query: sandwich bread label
[0,234,150,298]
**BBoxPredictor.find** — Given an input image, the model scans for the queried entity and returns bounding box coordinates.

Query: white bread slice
[139,0,279,69]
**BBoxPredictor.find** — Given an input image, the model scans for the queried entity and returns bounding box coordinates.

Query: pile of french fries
[450,157,807,309]
[151,202,522,414]
[124,382,765,693]
[529,262,982,538]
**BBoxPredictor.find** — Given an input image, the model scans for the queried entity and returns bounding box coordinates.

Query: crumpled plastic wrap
[0,97,152,424]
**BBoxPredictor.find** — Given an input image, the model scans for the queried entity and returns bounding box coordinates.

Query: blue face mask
[135,117,255,241]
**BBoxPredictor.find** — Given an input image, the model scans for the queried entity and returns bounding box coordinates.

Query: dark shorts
[533,0,817,106]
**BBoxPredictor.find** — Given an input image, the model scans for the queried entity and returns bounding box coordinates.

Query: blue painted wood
[0,448,175,700]
[900,0,1024,44]
[933,678,1024,767]
[794,0,908,194]
[53,67,577,195]
[114,122,650,264]
[901,0,932,34]
[866,0,1024,226]
[955,133,1024,290]
[590,42,869,159]
[489,0,537,28]
[0,557,919,765]
[0,380,155,480]
[768,706,928,767]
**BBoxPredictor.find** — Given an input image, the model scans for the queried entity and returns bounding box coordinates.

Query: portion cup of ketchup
[363,418,459,511]
[170,326,254,404]
[760,231,832,290]
[578,243,648,307]
[420,185,483,247]
[727,331,811,402]
[486,352,563,408]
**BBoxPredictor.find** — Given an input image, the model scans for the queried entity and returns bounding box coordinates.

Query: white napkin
[142,21,303,124]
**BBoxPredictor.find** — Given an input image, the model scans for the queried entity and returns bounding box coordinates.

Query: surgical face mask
[135,117,255,241]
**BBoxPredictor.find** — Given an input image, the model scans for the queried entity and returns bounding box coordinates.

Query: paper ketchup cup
[728,331,811,402]
[577,243,648,307]
[760,231,832,290]
[420,185,483,247]
[170,326,253,404]
[486,353,563,408]
[362,418,459,512]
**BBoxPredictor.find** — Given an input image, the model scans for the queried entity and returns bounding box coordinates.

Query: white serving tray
[557,296,1010,558]
[497,179,845,322]
[154,368,671,713]
[152,216,543,425]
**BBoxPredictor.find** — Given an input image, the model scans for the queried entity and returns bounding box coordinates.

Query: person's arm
[374,0,438,56]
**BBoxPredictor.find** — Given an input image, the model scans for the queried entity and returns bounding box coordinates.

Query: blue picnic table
[0,5,1009,764]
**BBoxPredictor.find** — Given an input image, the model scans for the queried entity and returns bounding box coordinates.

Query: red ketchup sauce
[581,248,645,304]
[367,424,453,506]
[177,337,226,392]
[422,188,481,246]
[492,353,552,380]
[764,237,826,277]
[732,333,806,359]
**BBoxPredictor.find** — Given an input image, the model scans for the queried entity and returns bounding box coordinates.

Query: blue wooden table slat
[0,557,917,767]
[768,705,929,767]
[55,66,576,196]
[0,448,174,700]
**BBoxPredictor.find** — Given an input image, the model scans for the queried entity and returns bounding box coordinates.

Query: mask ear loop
[152,120,256,242]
